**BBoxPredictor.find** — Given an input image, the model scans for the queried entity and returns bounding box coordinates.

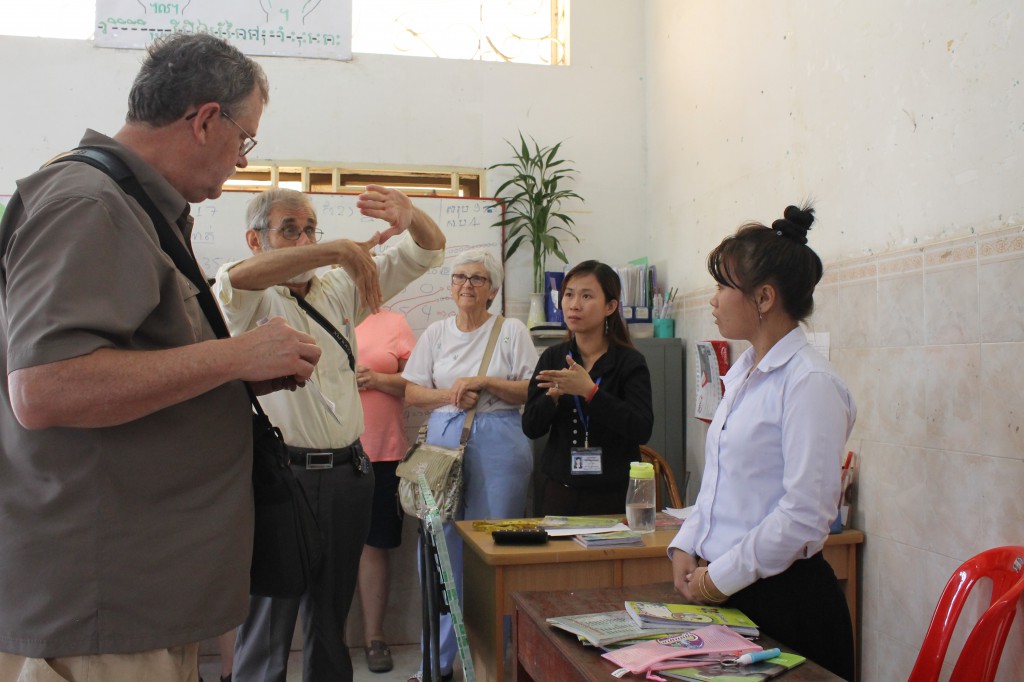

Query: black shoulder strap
[45,148,270,411]
[291,294,356,372]
[46,147,232,341]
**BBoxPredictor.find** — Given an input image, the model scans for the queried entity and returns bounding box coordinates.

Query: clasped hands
[536,354,595,401]
[669,548,728,605]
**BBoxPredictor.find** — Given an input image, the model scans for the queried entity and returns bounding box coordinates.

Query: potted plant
[490,133,584,327]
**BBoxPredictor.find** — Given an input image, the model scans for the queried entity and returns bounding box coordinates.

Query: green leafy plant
[489,133,584,293]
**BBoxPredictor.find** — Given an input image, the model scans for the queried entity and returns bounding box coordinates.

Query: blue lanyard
[573,377,602,447]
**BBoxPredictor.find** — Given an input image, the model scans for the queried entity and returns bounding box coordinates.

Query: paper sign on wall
[95,0,353,61]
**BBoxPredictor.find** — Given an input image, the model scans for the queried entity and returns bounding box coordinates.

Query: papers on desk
[573,530,644,548]
[537,516,628,537]
[546,610,660,647]
[602,624,760,675]
[662,506,694,521]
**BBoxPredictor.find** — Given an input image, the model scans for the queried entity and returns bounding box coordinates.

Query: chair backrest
[638,445,684,509]
[908,545,1024,682]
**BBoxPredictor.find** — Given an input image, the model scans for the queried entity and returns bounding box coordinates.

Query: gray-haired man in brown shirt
[0,33,324,682]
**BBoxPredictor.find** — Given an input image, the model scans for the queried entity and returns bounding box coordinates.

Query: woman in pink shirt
[354,310,417,674]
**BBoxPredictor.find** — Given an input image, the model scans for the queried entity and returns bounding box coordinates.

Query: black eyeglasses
[451,273,489,287]
[185,108,258,157]
[258,226,324,242]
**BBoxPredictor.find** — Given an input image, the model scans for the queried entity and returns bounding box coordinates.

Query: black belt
[287,441,370,475]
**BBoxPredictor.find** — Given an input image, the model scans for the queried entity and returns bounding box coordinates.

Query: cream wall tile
[863,537,960,657]
[831,348,881,444]
[873,347,928,447]
[979,342,1024,460]
[877,274,925,347]
[977,457,1024,551]
[806,282,839,338]
[923,240,980,345]
[979,256,1024,343]
[924,345,981,453]
[838,277,879,349]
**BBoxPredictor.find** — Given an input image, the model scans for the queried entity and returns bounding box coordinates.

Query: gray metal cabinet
[635,337,686,502]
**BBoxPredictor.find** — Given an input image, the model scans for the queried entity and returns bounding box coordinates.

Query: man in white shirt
[214,187,444,682]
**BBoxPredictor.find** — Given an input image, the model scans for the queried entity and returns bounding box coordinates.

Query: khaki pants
[0,643,199,682]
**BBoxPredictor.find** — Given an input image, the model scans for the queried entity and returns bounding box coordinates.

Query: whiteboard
[190,191,504,335]
[95,0,352,61]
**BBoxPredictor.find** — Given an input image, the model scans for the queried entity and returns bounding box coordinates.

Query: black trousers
[725,552,854,680]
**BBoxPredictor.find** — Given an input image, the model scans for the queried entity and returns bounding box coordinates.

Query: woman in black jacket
[523,260,654,515]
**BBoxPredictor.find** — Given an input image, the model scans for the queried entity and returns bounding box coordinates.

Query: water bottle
[625,461,656,533]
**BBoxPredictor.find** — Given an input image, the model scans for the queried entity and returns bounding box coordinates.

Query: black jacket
[522,339,653,489]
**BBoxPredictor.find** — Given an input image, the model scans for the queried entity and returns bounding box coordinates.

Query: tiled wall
[679,225,1024,681]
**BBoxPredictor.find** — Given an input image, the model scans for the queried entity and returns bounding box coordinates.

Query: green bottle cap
[629,461,655,479]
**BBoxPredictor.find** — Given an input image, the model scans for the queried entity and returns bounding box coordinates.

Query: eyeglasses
[258,226,324,242]
[185,108,258,157]
[221,111,258,156]
[451,273,489,287]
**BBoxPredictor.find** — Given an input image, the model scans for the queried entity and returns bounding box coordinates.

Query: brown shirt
[0,130,252,657]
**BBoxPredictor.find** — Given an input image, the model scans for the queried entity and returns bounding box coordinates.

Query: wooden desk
[512,583,844,681]
[455,521,863,681]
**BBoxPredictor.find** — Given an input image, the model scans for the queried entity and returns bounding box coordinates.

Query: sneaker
[365,640,394,673]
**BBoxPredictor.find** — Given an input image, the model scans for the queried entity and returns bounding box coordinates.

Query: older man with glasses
[212,187,444,682]
[0,33,323,682]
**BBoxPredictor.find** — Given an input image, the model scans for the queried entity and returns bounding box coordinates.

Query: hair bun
[771,204,815,245]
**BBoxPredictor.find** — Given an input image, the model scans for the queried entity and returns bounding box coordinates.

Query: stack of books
[573,530,644,548]
[624,601,759,637]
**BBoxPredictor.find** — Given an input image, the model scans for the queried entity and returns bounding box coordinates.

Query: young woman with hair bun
[668,205,856,680]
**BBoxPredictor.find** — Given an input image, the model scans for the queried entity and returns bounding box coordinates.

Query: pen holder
[653,318,675,338]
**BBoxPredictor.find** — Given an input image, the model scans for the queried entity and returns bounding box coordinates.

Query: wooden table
[455,520,863,681]
[512,583,844,681]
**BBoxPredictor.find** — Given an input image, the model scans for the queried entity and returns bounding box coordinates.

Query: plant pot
[527,292,547,329]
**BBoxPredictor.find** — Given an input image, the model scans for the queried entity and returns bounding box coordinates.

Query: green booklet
[659,652,806,681]
[624,601,759,637]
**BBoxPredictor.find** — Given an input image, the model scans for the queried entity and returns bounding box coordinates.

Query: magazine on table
[546,610,679,647]
[625,600,759,637]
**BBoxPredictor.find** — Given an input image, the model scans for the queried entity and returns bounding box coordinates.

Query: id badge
[570,447,603,475]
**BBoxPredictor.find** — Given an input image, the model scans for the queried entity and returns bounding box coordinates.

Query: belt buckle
[305,452,334,470]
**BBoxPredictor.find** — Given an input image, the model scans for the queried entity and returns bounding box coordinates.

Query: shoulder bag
[47,147,323,598]
[396,315,504,520]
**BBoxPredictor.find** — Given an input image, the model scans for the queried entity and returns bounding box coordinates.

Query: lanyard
[573,377,602,447]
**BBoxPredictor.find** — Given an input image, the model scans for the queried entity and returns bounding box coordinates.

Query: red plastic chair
[908,545,1024,682]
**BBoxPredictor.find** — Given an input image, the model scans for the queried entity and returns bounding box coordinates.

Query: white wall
[646,0,1024,291]
[0,0,649,312]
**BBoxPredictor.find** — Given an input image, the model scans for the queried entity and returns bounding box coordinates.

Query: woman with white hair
[402,248,538,682]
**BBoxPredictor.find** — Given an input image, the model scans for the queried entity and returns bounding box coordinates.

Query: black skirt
[726,552,854,681]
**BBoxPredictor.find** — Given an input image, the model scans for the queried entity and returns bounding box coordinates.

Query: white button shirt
[214,232,443,450]
[669,327,856,596]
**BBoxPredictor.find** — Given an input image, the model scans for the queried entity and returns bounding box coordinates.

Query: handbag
[47,147,324,598]
[396,316,504,520]
[249,395,324,597]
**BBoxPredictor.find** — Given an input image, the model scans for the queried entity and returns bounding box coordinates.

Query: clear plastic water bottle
[625,461,656,533]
